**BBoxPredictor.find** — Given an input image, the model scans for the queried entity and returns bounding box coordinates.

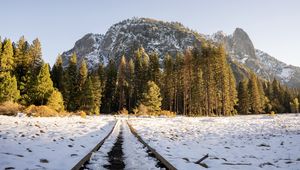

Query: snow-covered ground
[129,114,300,170]
[1,114,300,170]
[0,115,116,170]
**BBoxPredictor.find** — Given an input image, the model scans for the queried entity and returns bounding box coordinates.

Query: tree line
[1,36,299,115]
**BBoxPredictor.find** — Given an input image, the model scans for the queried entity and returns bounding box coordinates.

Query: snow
[1,114,300,170]
[279,67,294,82]
[129,114,300,170]
[240,57,248,64]
[0,115,115,170]
[254,49,299,83]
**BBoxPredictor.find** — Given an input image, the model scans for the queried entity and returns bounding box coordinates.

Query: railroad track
[71,119,177,170]
[71,121,117,170]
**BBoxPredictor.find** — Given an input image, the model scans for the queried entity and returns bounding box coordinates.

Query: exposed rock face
[100,18,202,61]
[211,28,300,87]
[61,18,300,87]
[61,33,104,69]
[62,18,202,69]
[231,28,256,59]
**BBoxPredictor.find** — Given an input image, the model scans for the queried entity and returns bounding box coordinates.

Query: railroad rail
[127,121,177,170]
[71,121,117,170]
[71,119,177,170]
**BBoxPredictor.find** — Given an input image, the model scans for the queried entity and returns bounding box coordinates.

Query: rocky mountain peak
[231,28,256,60]
[61,33,104,69]
[61,18,300,87]
[100,17,202,61]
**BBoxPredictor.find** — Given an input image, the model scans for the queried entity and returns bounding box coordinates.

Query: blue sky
[1,0,300,66]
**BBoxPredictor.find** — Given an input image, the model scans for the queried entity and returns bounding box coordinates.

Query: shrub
[118,108,128,115]
[134,105,176,117]
[92,105,100,116]
[0,102,24,116]
[79,111,87,118]
[270,111,276,116]
[24,105,58,117]
[47,90,64,112]
[132,107,138,115]
[137,104,148,115]
[157,110,176,117]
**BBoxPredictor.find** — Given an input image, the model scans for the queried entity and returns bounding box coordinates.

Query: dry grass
[24,105,59,117]
[269,111,276,117]
[0,102,24,116]
[78,111,87,118]
[156,110,176,117]
[132,104,176,117]
[118,108,129,115]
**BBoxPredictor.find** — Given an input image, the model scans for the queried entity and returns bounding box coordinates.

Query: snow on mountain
[100,18,202,61]
[211,28,300,87]
[61,18,300,87]
[61,33,105,69]
[61,18,203,68]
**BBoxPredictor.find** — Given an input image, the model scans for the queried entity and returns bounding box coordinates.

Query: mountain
[210,28,300,87]
[61,18,300,87]
[61,33,104,69]
[62,18,202,68]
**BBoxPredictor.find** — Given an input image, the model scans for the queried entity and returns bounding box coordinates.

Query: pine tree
[117,55,127,110]
[47,89,64,112]
[134,47,146,104]
[148,52,161,84]
[0,73,20,102]
[271,79,285,113]
[91,72,102,115]
[183,49,193,115]
[282,87,292,113]
[190,46,206,116]
[51,55,64,91]
[126,58,135,111]
[200,43,216,116]
[238,79,249,115]
[0,39,20,102]
[97,63,106,87]
[228,65,238,115]
[14,36,30,70]
[64,53,78,111]
[142,81,162,112]
[0,39,14,72]
[80,77,95,114]
[29,38,43,74]
[162,54,174,111]
[141,48,151,95]
[257,77,266,113]
[34,63,54,105]
[77,59,88,107]
[103,59,117,113]
[248,74,262,114]
[13,36,34,105]
[191,67,205,115]
[174,53,184,114]
[290,98,299,113]
[141,49,150,82]
[78,59,88,92]
[215,45,231,116]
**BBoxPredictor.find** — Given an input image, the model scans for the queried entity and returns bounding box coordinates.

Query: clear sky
[1,0,299,67]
